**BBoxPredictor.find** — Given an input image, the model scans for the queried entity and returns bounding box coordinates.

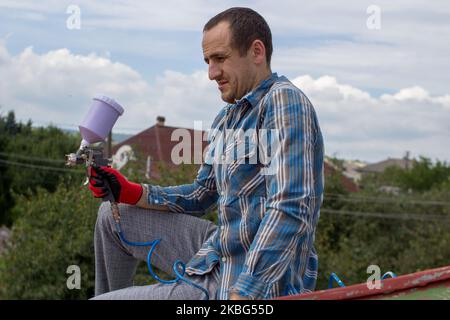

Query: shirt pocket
[226,139,259,176]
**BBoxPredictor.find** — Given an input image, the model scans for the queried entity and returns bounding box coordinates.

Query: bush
[0,161,213,299]
[2,145,448,298]
[0,182,98,299]
[315,178,450,290]
[0,110,82,226]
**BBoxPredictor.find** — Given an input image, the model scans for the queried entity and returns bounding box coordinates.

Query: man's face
[202,21,256,104]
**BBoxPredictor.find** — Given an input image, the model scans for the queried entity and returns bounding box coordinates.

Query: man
[90,7,324,300]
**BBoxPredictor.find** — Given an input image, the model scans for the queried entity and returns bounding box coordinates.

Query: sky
[0,0,449,163]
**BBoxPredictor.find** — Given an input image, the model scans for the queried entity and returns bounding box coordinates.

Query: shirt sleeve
[144,108,228,217]
[146,139,219,216]
[230,87,323,299]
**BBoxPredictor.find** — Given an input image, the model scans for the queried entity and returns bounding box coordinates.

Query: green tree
[0,112,17,225]
[315,168,356,289]
[5,124,81,195]
[315,158,450,290]
[0,183,97,299]
[0,153,207,299]
[0,110,82,225]
[360,156,450,192]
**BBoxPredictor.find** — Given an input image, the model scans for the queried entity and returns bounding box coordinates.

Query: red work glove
[88,165,143,205]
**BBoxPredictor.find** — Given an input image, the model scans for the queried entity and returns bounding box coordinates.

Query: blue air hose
[328,270,397,289]
[114,221,210,300]
[328,272,346,288]
[381,271,397,279]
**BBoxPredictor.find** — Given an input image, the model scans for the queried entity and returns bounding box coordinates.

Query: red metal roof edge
[276,265,450,300]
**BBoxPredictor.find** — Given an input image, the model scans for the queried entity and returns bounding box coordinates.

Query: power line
[0,159,448,222]
[0,166,88,188]
[324,193,450,207]
[321,208,450,222]
[0,151,66,164]
[0,159,84,174]
[0,156,449,212]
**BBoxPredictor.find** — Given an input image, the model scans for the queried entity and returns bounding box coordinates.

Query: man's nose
[208,62,221,80]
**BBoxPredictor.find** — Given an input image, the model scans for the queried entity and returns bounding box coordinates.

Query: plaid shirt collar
[226,72,279,112]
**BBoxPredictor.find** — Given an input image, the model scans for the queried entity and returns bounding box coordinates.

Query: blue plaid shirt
[147,73,324,299]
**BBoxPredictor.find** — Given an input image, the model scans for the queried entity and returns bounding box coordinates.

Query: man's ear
[250,39,267,65]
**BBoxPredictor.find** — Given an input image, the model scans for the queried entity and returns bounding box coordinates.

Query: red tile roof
[112,124,207,171]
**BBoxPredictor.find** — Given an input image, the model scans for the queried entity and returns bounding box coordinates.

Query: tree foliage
[0,151,206,299]
[0,183,98,299]
[0,115,449,298]
[0,111,81,225]
[315,161,450,290]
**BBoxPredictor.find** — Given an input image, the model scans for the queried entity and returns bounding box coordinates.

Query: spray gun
[65,96,211,300]
[65,95,125,223]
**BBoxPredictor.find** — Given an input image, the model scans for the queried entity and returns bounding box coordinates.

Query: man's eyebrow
[203,52,228,63]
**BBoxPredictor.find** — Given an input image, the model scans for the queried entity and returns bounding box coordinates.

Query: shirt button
[220,225,225,230]
[154,199,159,204]
[221,257,226,263]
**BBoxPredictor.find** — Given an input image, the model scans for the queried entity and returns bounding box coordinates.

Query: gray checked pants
[92,202,219,300]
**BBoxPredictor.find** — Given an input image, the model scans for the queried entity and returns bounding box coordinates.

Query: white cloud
[2,0,450,97]
[0,0,221,31]
[292,74,450,161]
[294,75,374,102]
[381,86,430,102]
[148,70,223,129]
[1,42,449,162]
[262,1,450,95]
[0,41,150,130]
[0,42,222,133]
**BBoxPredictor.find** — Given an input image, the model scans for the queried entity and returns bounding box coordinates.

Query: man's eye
[217,57,225,62]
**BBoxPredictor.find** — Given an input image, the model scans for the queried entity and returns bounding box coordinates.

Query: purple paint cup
[78,95,124,145]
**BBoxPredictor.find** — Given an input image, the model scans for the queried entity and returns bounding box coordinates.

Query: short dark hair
[203,7,273,66]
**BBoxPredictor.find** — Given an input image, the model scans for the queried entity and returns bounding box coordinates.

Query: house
[342,159,367,183]
[354,152,414,194]
[112,116,359,192]
[112,116,207,180]
[357,152,412,177]
[324,159,360,193]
